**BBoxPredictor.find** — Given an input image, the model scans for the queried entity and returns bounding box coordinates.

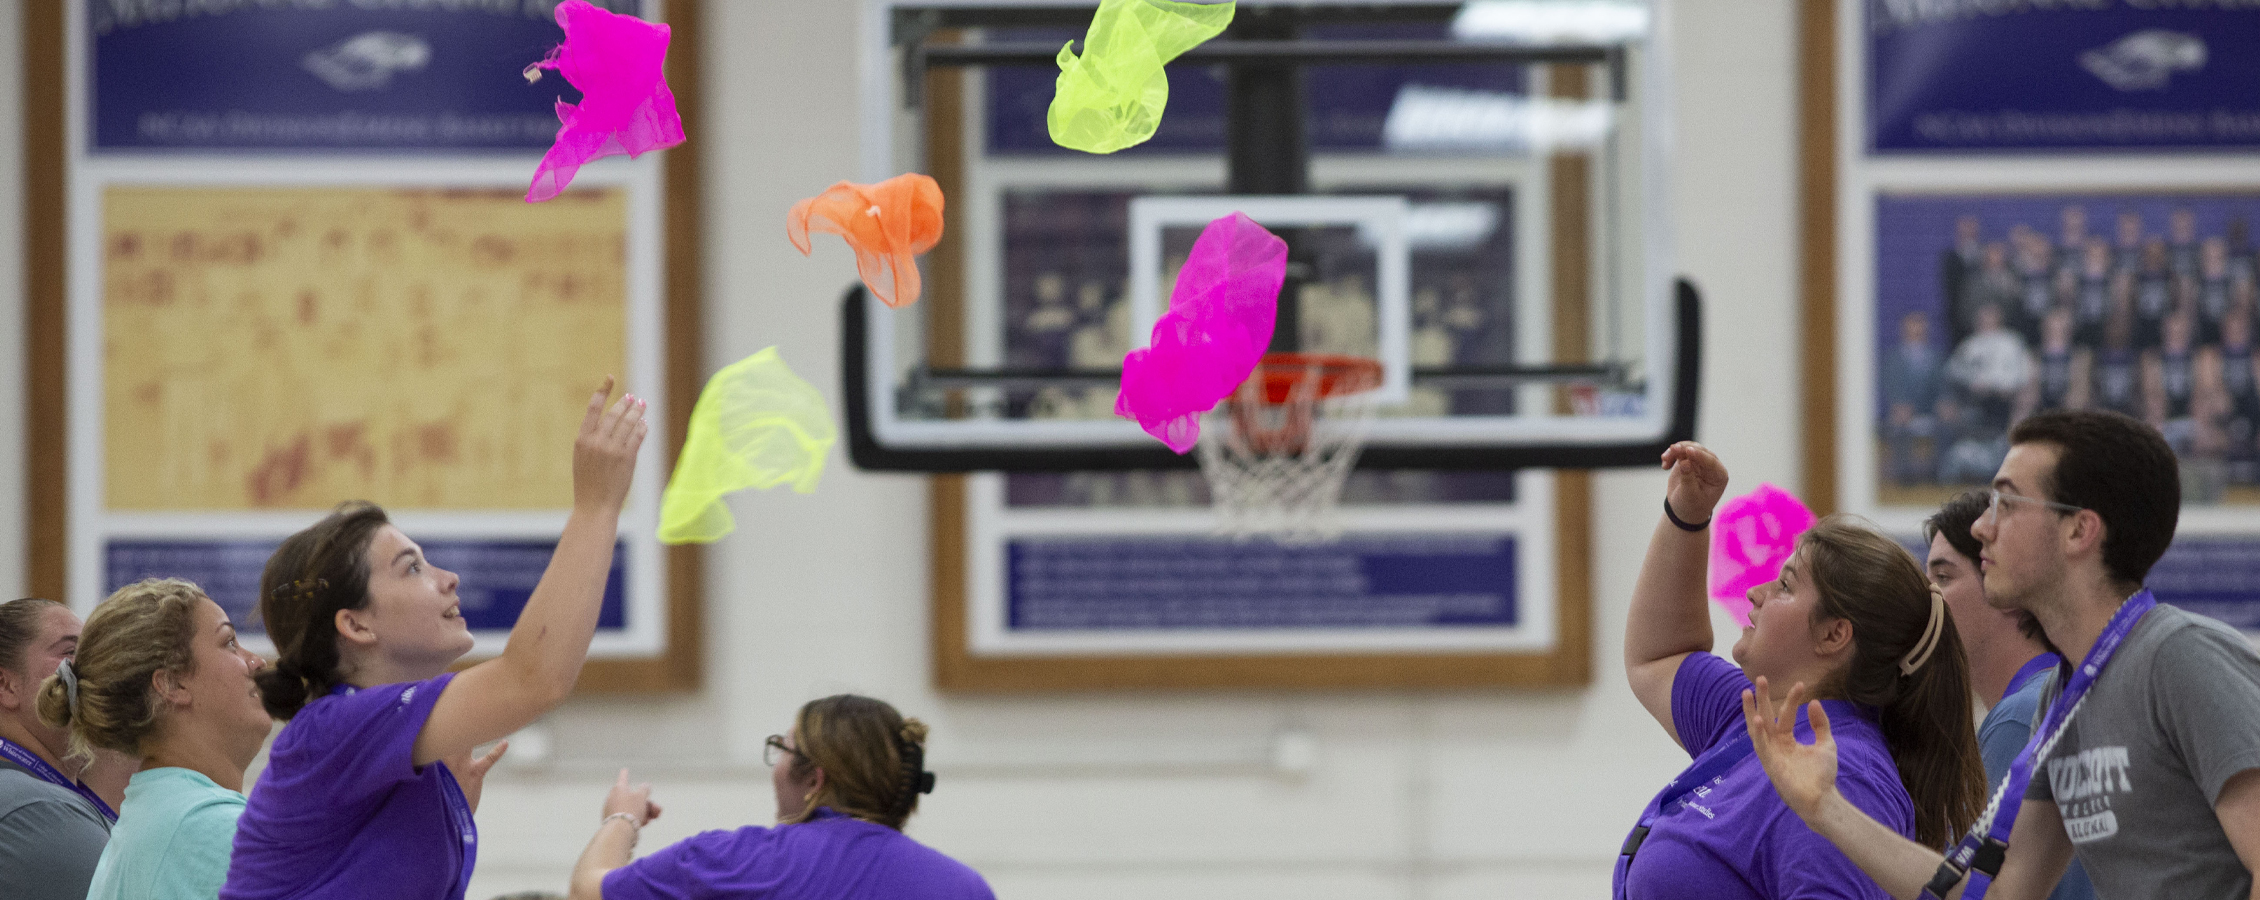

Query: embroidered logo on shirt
[2049,745,2133,843]
[400,686,417,704]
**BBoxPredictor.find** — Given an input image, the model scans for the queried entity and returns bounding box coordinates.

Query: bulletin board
[24,0,708,692]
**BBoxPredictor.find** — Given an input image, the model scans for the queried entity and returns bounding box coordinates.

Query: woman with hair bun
[222,379,646,900]
[567,694,992,900]
[36,578,269,900]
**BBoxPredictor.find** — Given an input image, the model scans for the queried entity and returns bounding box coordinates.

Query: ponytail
[1802,516,1987,850]
[893,718,934,820]
[34,660,76,733]
[258,503,391,720]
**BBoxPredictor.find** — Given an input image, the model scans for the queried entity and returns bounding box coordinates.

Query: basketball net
[1197,353,1382,542]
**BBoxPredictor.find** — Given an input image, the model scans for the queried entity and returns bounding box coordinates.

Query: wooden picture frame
[920,55,1596,692]
[22,1,705,694]
[1798,0,1843,516]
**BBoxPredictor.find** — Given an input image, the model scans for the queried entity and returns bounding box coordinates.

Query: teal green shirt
[86,767,244,900]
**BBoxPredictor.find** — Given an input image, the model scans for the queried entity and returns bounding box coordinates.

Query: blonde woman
[36,579,271,900]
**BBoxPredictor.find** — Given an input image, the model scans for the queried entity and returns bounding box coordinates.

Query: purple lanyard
[328,683,478,900]
[1930,590,2157,900]
[0,735,116,822]
[2002,653,2059,702]
[1613,730,1756,900]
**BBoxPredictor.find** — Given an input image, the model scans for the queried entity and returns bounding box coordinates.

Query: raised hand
[603,767,663,828]
[574,376,649,514]
[1741,677,1837,820]
[1660,440,1730,526]
[450,740,509,814]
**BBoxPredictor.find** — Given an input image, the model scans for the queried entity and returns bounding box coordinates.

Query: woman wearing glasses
[1616,442,1986,899]
[565,694,991,900]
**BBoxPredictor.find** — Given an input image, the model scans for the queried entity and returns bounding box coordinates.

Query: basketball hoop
[1198,353,1383,541]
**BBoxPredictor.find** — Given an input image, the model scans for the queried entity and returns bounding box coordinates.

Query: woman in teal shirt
[35,579,271,899]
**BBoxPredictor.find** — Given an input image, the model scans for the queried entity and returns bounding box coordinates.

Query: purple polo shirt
[1618,653,1914,900]
[222,673,473,900]
[602,807,993,900]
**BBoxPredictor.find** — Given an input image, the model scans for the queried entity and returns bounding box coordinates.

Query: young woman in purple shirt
[221,379,648,900]
[567,694,993,900]
[1617,442,1985,900]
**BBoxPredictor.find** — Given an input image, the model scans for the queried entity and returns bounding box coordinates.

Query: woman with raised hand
[222,378,647,900]
[1616,441,1985,900]
[35,578,275,900]
[567,694,992,900]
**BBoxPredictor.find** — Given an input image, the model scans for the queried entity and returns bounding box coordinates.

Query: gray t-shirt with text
[2026,603,2260,899]
[0,756,111,900]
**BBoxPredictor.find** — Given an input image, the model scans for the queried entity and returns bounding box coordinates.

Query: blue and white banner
[90,0,641,152]
[104,537,629,635]
[1005,534,1519,631]
[2147,538,2260,631]
[1867,2,2260,152]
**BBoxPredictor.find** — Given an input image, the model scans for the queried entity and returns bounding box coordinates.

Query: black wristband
[1664,497,1710,532]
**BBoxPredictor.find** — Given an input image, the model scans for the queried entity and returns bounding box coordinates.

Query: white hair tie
[1899,586,1947,676]
[55,659,80,714]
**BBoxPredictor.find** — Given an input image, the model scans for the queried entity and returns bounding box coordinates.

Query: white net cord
[1196,360,1379,542]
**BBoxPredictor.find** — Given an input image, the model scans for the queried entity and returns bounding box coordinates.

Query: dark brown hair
[2008,409,2180,587]
[1926,490,2053,649]
[784,695,931,831]
[35,579,203,756]
[1921,490,1988,569]
[255,502,392,719]
[1803,516,1986,850]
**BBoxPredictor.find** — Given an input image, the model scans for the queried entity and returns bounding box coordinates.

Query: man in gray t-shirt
[2026,604,2260,898]
[0,756,111,900]
[1738,411,2260,898]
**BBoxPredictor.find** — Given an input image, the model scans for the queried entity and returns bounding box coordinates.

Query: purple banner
[2148,537,2260,631]
[1868,4,2260,152]
[104,537,627,635]
[1006,533,1516,631]
[91,0,642,152]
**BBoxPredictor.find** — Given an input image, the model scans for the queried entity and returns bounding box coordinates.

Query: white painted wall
[464,2,1808,897]
[0,0,1811,896]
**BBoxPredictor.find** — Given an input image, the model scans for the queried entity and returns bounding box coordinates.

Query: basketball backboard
[843,0,1695,473]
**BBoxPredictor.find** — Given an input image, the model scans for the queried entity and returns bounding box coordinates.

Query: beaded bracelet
[601,812,642,847]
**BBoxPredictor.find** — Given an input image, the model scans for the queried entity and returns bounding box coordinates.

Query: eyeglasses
[763,734,804,767]
[1985,488,2084,522]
